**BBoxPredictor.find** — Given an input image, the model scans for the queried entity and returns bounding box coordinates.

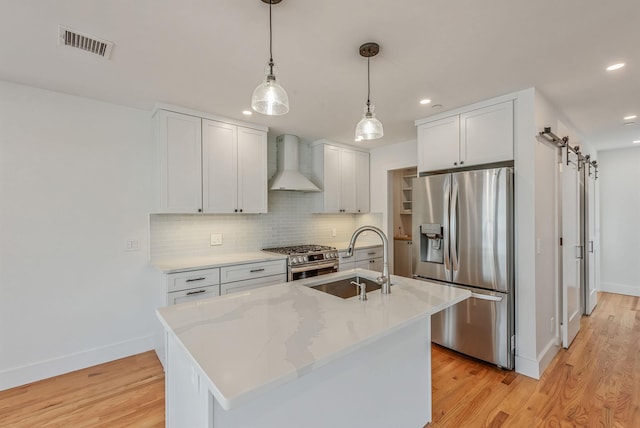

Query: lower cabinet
[220,260,287,295]
[393,239,413,278]
[166,268,220,305]
[160,259,287,369]
[337,246,383,272]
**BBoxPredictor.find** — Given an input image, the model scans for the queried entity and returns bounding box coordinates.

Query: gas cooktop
[262,244,335,256]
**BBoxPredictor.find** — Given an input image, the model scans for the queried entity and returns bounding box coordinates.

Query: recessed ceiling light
[624,115,637,120]
[242,110,253,116]
[419,99,432,105]
[634,140,640,144]
[606,63,625,71]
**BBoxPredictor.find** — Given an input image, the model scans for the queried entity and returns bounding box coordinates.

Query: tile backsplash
[150,191,382,261]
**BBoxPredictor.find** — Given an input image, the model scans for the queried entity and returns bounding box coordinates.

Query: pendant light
[251,0,289,116]
[355,42,383,141]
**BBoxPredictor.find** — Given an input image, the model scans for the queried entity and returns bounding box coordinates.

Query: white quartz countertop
[156,269,470,410]
[151,251,288,273]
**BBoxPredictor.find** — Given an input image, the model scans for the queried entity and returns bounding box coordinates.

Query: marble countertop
[151,251,288,273]
[156,269,470,410]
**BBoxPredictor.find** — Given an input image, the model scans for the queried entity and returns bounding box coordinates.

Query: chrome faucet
[346,226,391,294]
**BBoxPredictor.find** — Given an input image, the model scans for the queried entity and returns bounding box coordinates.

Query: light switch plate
[210,233,223,246]
[331,228,337,237]
[125,239,140,252]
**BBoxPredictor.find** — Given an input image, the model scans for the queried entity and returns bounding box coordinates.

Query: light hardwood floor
[0,292,637,427]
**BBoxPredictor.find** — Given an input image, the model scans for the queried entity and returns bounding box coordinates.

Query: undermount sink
[310,276,388,299]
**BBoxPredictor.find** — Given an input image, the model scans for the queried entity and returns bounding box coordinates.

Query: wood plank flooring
[0,292,637,427]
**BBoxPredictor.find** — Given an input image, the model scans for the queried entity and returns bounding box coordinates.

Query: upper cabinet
[311,142,370,213]
[202,120,267,213]
[156,110,203,213]
[416,100,514,174]
[155,108,268,214]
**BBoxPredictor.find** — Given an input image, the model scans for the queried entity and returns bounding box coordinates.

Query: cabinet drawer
[355,246,383,261]
[221,274,286,295]
[167,268,220,292]
[168,284,220,305]
[220,260,286,284]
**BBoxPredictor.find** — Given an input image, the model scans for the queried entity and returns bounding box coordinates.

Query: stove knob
[291,257,299,265]
[303,255,308,262]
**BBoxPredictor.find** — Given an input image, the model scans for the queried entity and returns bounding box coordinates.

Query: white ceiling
[1,0,639,151]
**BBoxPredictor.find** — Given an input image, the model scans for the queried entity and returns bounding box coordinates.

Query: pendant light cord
[366,57,371,113]
[268,0,274,74]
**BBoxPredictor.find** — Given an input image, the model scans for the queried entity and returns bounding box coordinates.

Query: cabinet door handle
[240,209,243,213]
[197,208,202,213]
[186,277,206,282]
[460,161,464,165]
[250,268,265,273]
[186,289,206,296]
[454,162,458,166]
[234,209,238,212]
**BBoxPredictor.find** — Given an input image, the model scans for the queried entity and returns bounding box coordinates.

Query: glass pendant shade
[355,105,384,140]
[251,64,289,115]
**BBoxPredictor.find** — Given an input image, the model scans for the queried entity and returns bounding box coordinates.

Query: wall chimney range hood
[270,134,321,192]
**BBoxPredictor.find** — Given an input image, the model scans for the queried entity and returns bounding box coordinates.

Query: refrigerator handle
[443,176,451,272]
[450,178,459,272]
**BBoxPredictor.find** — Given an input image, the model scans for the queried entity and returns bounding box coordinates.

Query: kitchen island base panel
[167,320,432,428]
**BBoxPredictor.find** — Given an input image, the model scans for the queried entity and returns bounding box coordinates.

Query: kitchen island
[156,269,470,428]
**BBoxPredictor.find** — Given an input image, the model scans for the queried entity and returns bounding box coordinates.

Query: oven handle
[290,261,339,274]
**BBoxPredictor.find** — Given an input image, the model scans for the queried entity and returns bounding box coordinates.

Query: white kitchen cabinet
[202,120,268,213]
[460,101,513,167]
[155,107,268,214]
[312,142,370,213]
[166,268,221,305]
[338,246,383,272]
[417,115,460,173]
[155,110,203,213]
[338,250,355,271]
[416,100,513,174]
[355,246,383,272]
[220,259,286,285]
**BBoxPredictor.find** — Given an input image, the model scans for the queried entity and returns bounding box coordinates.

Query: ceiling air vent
[58,26,114,59]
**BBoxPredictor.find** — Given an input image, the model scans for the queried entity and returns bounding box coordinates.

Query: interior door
[585,167,598,314]
[561,148,582,348]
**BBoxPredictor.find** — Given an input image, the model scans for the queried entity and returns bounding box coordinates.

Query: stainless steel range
[262,244,339,281]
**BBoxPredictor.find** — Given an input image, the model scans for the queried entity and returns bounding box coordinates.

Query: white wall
[598,147,640,296]
[370,139,418,236]
[369,139,419,269]
[0,81,164,390]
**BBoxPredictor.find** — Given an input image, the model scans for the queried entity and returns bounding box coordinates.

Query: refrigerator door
[451,167,513,293]
[412,174,450,282]
[431,283,513,369]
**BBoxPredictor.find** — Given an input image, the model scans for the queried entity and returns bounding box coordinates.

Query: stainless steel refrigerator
[412,167,514,369]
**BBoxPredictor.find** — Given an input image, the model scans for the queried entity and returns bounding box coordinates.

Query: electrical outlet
[210,233,223,246]
[125,239,140,252]
[331,228,337,237]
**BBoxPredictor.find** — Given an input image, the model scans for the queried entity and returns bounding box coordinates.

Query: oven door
[289,261,339,281]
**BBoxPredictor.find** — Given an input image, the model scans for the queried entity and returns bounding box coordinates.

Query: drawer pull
[250,268,265,273]
[367,252,376,256]
[186,277,206,282]
[186,289,206,296]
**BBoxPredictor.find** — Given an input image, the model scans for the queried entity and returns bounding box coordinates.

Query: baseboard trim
[515,338,560,380]
[0,335,155,391]
[600,282,640,297]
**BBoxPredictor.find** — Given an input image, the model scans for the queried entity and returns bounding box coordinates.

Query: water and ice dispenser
[419,223,444,264]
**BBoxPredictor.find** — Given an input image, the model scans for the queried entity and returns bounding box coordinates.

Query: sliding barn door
[584,165,598,314]
[561,147,582,348]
